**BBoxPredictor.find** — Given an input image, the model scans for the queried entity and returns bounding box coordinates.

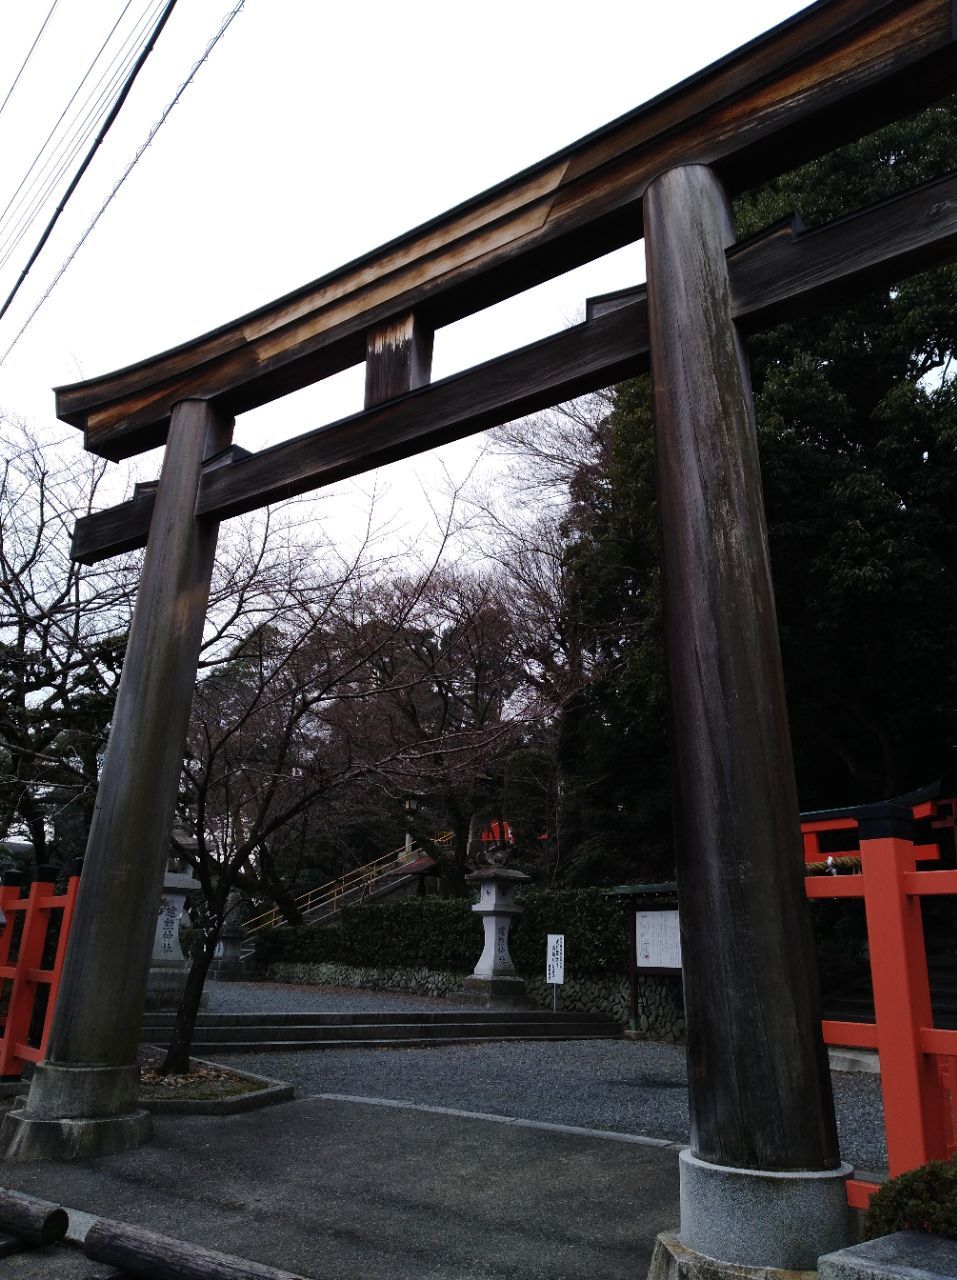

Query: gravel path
[206,982,888,1173]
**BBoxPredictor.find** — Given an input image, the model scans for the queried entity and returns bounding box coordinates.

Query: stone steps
[140,1009,623,1053]
[143,1009,612,1026]
[144,1032,620,1054]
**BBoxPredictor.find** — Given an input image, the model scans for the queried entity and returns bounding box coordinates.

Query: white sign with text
[636,910,681,970]
[546,933,565,984]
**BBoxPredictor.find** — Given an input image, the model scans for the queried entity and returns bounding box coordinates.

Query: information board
[636,910,681,971]
[546,933,565,984]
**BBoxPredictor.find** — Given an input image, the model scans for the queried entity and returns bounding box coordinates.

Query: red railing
[802,797,957,1209]
[0,866,81,1079]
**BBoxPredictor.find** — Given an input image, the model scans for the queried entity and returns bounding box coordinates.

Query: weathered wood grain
[56,0,957,459]
[72,165,957,564]
[85,1218,311,1280]
[46,401,232,1072]
[71,444,248,563]
[364,311,433,408]
[201,299,648,521]
[0,1188,68,1246]
[731,167,957,329]
[70,299,646,561]
[645,164,839,1172]
[71,487,157,563]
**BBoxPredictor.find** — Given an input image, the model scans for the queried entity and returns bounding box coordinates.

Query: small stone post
[144,866,201,1011]
[464,867,529,1006]
[208,891,247,982]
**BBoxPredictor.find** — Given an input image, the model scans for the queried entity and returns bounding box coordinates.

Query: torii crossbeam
[4,3,956,1273]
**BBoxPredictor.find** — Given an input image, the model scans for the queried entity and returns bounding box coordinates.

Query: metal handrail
[244,831,454,936]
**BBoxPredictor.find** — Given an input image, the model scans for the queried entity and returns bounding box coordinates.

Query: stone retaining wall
[266,961,686,1042]
[267,961,466,1001]
[525,972,685,1042]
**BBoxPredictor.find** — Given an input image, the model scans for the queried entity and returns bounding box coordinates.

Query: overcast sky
[0,0,810,539]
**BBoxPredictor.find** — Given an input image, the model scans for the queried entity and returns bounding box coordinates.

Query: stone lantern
[464,865,529,1006]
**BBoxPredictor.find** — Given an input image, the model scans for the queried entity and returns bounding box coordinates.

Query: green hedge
[864,1156,957,1240]
[511,888,629,976]
[254,888,632,979]
[255,898,481,973]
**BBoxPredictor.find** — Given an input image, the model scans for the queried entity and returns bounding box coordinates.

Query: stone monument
[144,833,201,1011]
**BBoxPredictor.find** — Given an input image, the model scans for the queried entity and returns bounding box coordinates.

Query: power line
[0,0,165,261]
[0,0,63,123]
[1,0,247,363]
[0,0,139,241]
[0,1,168,272]
[0,0,180,329]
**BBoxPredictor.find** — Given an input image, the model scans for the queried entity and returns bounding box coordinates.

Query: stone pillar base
[462,975,528,1007]
[647,1232,817,1280]
[145,965,187,1010]
[144,967,208,1010]
[0,1102,152,1161]
[0,1061,153,1161]
[678,1150,852,1272]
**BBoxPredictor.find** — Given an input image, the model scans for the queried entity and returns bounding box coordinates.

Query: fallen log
[84,1218,315,1280]
[0,1187,68,1245]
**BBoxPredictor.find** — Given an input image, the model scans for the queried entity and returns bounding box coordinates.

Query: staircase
[243,835,453,950]
[823,957,957,1030]
[140,1009,622,1054]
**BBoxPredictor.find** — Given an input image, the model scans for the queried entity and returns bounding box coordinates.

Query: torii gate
[4,0,957,1271]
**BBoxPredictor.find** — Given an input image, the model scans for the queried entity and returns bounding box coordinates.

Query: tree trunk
[257,863,303,926]
[555,690,586,862]
[159,919,221,1075]
[444,799,472,895]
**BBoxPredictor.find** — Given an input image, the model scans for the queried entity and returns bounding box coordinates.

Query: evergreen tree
[546,98,957,878]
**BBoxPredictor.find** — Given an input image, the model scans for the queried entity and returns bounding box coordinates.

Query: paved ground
[2,1099,680,1279]
[204,982,887,1173]
[0,981,886,1278]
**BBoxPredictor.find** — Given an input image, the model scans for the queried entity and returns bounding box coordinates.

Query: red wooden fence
[0,867,81,1080]
[802,797,957,1209]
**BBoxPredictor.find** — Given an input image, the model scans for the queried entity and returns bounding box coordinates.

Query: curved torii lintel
[55,0,957,462]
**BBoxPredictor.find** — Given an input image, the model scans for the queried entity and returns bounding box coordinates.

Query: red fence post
[937,1056,957,1158]
[0,866,81,1081]
[38,868,80,1060]
[0,874,25,971]
[0,872,52,1079]
[858,806,949,1173]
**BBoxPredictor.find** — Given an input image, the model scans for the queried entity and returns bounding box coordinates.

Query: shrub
[510,888,630,977]
[334,897,481,970]
[253,922,344,969]
[254,887,632,979]
[863,1156,957,1240]
[254,898,481,973]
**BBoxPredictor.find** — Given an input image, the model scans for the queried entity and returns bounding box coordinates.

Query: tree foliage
[0,422,136,864]
[481,98,957,879]
[739,96,957,802]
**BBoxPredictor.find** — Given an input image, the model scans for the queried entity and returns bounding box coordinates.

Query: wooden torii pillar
[0,400,232,1159]
[643,165,848,1272]
[3,3,957,1273]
